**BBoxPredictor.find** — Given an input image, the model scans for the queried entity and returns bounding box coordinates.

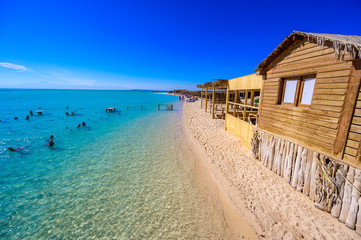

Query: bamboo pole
[212,87,216,119]
[200,88,203,109]
[205,88,208,112]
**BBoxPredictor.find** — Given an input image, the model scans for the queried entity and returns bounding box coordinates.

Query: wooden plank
[354,108,361,116]
[310,104,343,112]
[346,139,359,149]
[314,82,349,89]
[317,69,350,78]
[313,88,346,95]
[345,147,357,156]
[311,99,344,107]
[344,153,356,162]
[352,116,361,125]
[315,76,350,84]
[350,124,361,134]
[348,132,361,141]
[312,94,345,101]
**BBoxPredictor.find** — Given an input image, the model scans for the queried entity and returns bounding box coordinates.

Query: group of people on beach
[178,95,185,101]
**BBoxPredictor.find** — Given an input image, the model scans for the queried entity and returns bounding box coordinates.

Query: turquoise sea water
[0,89,231,239]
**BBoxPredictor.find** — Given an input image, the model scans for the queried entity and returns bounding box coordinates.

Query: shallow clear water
[0,89,231,239]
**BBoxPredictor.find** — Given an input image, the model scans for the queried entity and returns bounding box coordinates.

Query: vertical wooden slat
[243,90,248,121]
[200,88,203,109]
[205,88,208,112]
[233,90,239,117]
[250,90,255,106]
[212,87,216,119]
[226,88,230,115]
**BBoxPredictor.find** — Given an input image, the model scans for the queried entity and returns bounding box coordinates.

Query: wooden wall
[228,73,262,90]
[225,114,254,149]
[259,40,353,161]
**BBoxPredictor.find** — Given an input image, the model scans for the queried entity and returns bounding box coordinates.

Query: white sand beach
[183,100,360,240]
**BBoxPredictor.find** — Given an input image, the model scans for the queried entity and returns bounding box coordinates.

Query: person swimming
[82,122,86,126]
[30,110,33,116]
[77,123,81,128]
[8,146,25,152]
[26,115,30,120]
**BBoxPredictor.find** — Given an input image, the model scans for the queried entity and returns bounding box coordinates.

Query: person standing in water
[48,135,54,146]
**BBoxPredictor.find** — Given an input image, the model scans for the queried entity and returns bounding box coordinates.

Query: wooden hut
[225,73,262,149]
[253,31,361,231]
[198,79,228,119]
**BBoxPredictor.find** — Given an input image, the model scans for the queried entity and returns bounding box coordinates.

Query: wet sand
[183,100,360,240]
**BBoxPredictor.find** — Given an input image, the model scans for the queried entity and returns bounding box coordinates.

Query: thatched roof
[197,79,228,89]
[256,31,361,71]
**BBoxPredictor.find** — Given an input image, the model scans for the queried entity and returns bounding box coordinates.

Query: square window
[300,78,315,105]
[283,79,298,104]
[279,75,316,107]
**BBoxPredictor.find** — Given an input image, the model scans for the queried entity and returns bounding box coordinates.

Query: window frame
[281,78,300,106]
[279,74,316,108]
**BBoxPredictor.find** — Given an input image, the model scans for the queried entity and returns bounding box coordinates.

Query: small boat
[106,107,116,112]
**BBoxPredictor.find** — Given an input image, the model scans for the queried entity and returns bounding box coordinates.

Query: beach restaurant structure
[253,31,361,231]
[224,73,262,149]
[198,79,228,119]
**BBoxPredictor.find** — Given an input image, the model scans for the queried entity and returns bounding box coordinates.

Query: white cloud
[0,62,28,71]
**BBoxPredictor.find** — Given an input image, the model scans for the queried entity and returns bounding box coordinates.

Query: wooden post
[205,88,208,112]
[225,88,230,115]
[250,90,255,106]
[201,88,203,109]
[243,90,248,121]
[334,61,361,157]
[212,87,216,119]
[233,90,239,117]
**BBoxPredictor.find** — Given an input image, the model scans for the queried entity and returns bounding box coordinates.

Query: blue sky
[0,0,360,90]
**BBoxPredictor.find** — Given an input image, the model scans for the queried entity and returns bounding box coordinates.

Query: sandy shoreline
[183,101,360,240]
